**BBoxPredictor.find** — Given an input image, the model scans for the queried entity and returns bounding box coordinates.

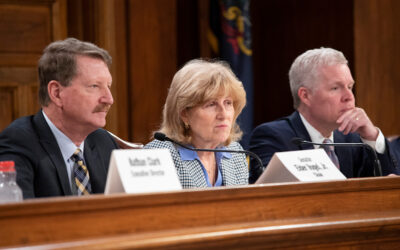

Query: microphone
[291,137,383,176]
[154,132,264,178]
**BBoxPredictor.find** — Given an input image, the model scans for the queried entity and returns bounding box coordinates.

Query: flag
[209,0,253,149]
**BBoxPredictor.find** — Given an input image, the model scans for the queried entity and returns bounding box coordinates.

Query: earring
[184,122,190,130]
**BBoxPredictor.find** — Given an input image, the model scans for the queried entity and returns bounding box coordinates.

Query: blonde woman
[145,59,248,188]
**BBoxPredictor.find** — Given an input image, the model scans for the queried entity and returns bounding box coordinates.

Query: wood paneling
[2,0,400,144]
[0,0,66,132]
[66,0,131,140]
[198,0,212,58]
[51,0,67,40]
[0,0,66,66]
[1,177,400,248]
[0,86,17,130]
[0,67,38,127]
[65,0,197,143]
[354,0,400,136]
[128,0,177,143]
[0,4,51,59]
[96,0,130,141]
[251,0,354,126]
[176,0,200,68]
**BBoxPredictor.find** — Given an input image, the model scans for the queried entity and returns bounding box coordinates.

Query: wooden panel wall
[0,0,66,131]
[67,0,190,143]
[1,0,400,143]
[66,0,130,140]
[354,0,400,136]
[128,0,178,142]
[96,0,130,141]
[250,0,354,126]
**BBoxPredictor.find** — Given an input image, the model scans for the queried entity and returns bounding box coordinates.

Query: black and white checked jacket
[144,140,249,188]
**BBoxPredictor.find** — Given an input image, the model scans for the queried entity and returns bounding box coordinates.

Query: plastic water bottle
[0,161,23,203]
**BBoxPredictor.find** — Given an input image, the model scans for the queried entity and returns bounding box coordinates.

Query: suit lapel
[84,139,108,193]
[287,111,314,150]
[333,131,353,177]
[33,111,72,195]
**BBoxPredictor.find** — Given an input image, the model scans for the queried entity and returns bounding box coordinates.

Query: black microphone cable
[154,132,265,182]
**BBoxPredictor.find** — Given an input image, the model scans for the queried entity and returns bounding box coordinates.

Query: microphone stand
[154,132,265,181]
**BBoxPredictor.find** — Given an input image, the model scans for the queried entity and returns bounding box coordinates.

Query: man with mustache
[0,38,119,198]
[249,47,398,183]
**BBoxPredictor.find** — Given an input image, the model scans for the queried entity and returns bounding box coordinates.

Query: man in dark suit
[249,47,398,183]
[0,38,119,198]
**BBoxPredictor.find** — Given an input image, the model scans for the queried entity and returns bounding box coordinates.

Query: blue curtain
[209,0,253,149]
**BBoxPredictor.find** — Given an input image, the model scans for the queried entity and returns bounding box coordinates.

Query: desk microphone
[154,132,264,178]
[291,137,383,176]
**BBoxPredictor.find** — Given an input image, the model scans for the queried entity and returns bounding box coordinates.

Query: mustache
[93,104,111,113]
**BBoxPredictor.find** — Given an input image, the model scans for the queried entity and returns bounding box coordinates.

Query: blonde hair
[158,59,246,146]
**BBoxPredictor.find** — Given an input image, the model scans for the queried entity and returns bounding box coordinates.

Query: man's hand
[336,107,379,141]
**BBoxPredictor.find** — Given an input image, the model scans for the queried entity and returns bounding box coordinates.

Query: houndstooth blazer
[144,139,249,188]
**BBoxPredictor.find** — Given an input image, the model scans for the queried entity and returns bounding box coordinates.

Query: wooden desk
[1,177,400,249]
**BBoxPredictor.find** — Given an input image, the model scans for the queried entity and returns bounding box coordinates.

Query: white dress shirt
[299,113,385,153]
[42,111,85,186]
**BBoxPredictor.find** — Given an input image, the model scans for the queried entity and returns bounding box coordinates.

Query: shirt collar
[177,145,232,161]
[299,113,333,146]
[42,110,84,161]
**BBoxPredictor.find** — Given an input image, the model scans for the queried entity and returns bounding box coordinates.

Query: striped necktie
[71,148,92,195]
[321,139,340,169]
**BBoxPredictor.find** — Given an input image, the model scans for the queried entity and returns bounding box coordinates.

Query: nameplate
[256,149,346,184]
[105,149,182,194]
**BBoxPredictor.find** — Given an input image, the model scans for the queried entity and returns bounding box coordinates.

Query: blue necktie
[322,139,340,169]
[71,149,92,195]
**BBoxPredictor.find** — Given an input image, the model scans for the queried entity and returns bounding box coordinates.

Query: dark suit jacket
[0,111,119,199]
[249,111,398,183]
[389,137,400,169]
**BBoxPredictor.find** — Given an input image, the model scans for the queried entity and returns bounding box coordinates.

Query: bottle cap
[0,161,15,172]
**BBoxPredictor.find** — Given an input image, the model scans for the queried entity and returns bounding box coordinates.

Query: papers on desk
[256,149,346,184]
